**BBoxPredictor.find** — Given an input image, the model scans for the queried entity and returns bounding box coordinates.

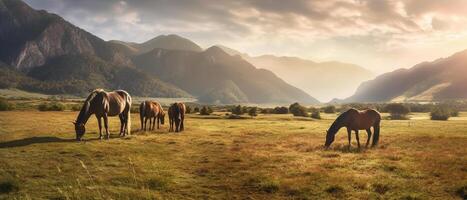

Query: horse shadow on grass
[0,136,75,148]
[0,133,131,148]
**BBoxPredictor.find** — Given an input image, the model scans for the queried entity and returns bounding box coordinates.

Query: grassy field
[0,111,466,199]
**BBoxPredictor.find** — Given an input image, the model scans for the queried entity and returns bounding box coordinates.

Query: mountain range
[344,49,467,102]
[215,45,374,102]
[0,0,320,104]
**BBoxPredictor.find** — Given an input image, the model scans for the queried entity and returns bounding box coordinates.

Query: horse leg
[103,114,110,139]
[347,128,352,148]
[169,118,173,132]
[156,116,160,129]
[365,128,372,147]
[119,114,125,136]
[97,116,103,140]
[356,130,361,148]
[152,117,156,130]
[144,117,149,131]
[180,116,184,131]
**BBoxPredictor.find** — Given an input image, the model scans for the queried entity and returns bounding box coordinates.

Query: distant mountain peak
[137,34,202,53]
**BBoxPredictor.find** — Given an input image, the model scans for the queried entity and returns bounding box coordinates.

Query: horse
[73,89,132,141]
[139,100,165,131]
[324,108,381,148]
[168,102,185,132]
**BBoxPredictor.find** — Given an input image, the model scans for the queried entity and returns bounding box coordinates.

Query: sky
[25,0,467,74]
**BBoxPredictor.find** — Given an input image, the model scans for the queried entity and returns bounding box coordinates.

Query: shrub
[248,107,258,117]
[38,102,66,111]
[261,108,273,114]
[450,109,459,117]
[385,103,410,120]
[185,106,192,114]
[0,99,13,111]
[0,179,19,194]
[207,106,213,114]
[231,105,244,115]
[430,106,451,120]
[310,107,321,119]
[273,106,288,114]
[193,107,200,113]
[69,104,82,111]
[289,103,308,117]
[322,105,336,113]
[200,106,212,115]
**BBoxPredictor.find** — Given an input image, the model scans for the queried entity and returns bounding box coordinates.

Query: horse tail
[140,101,145,130]
[126,94,132,135]
[372,117,381,147]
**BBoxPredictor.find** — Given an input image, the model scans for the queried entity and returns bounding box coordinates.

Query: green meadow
[0,111,466,199]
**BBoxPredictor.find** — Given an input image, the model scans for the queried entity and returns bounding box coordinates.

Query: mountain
[344,49,467,102]
[132,46,319,104]
[109,34,203,55]
[215,46,374,102]
[0,0,189,97]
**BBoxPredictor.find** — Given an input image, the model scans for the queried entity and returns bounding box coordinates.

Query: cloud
[24,0,467,72]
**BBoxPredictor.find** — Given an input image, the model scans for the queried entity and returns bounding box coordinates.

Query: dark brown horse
[168,102,185,132]
[325,108,381,148]
[74,89,132,141]
[139,100,165,131]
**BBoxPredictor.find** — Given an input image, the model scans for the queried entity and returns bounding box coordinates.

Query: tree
[384,103,410,120]
[185,106,192,114]
[0,98,13,111]
[248,107,258,117]
[273,106,288,114]
[322,105,336,113]
[232,105,243,115]
[200,106,212,115]
[309,107,321,119]
[430,105,453,120]
[193,107,200,113]
[289,102,308,117]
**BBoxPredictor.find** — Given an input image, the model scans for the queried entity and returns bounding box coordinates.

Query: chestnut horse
[325,108,381,148]
[139,100,165,131]
[168,102,185,132]
[74,89,132,141]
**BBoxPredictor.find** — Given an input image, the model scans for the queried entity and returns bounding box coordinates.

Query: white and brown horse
[139,100,165,131]
[325,108,381,148]
[73,89,132,141]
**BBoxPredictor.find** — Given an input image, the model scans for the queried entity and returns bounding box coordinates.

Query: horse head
[73,121,86,141]
[324,129,336,148]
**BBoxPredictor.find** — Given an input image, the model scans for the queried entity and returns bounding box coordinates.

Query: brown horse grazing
[74,89,132,141]
[168,102,185,132]
[324,108,381,148]
[139,101,165,131]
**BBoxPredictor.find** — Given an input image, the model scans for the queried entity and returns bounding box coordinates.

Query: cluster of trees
[230,105,258,117]
[37,102,67,111]
[383,103,459,121]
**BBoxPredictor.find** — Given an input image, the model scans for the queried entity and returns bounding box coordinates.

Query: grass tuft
[456,184,466,199]
[325,185,344,196]
[372,182,390,194]
[0,179,19,194]
[146,177,171,191]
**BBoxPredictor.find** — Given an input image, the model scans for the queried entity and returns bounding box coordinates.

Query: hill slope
[109,34,203,55]
[133,46,319,104]
[345,49,467,102]
[0,0,190,97]
[215,46,374,102]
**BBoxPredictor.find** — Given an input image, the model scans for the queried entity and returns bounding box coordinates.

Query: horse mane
[329,109,352,132]
[76,89,104,124]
